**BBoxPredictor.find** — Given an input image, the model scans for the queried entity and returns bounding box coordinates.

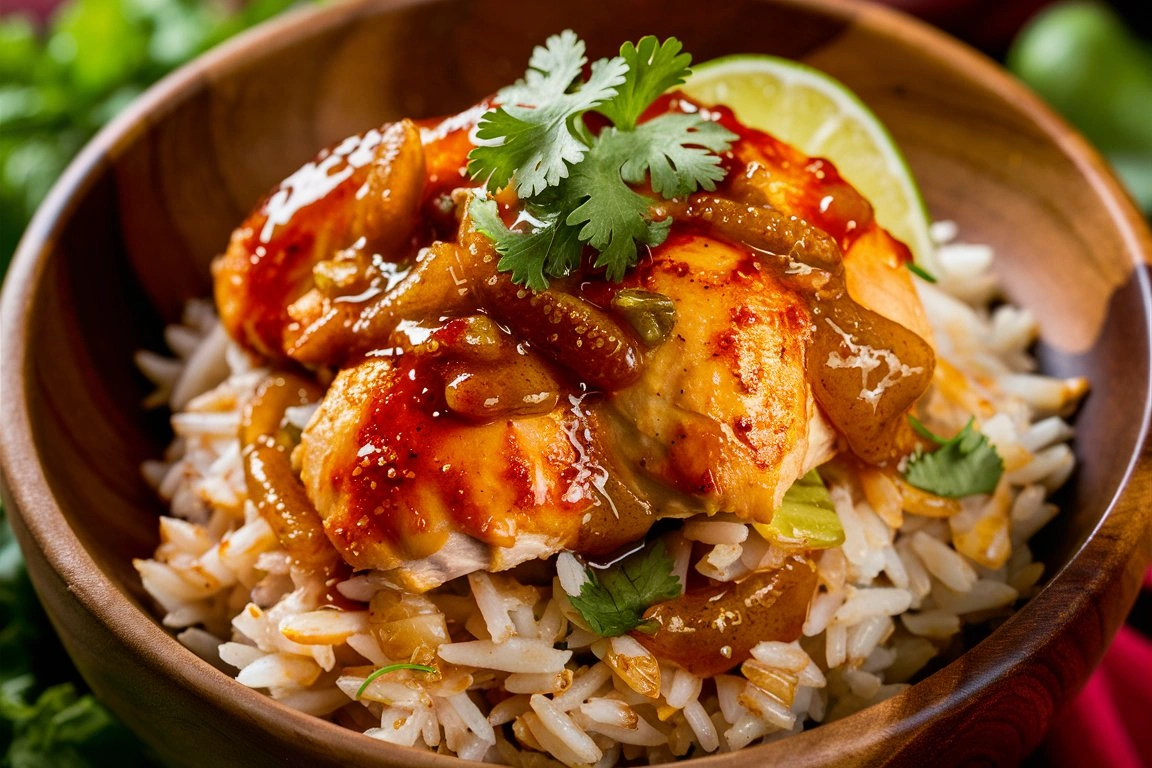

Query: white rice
[134,223,1086,765]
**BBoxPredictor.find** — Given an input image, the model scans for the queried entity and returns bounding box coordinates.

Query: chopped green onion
[907,261,938,283]
[355,663,437,699]
[611,288,677,346]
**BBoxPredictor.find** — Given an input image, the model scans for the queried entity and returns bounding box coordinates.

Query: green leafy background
[0,0,309,272]
[0,0,1148,765]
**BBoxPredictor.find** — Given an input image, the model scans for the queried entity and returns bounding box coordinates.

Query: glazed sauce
[634,556,817,676]
[216,129,387,358]
[418,102,488,205]
[644,94,934,463]
[216,111,482,360]
[663,93,892,258]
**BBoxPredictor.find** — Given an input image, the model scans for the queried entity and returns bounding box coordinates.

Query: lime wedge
[683,54,937,273]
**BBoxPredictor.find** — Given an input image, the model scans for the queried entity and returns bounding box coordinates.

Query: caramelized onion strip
[459,223,645,390]
[240,373,348,598]
[634,556,817,677]
[670,194,844,288]
[351,119,427,251]
[483,274,643,390]
[287,241,477,365]
[293,198,647,387]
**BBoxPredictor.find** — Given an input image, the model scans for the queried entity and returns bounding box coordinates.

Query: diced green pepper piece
[611,288,677,347]
[753,469,844,549]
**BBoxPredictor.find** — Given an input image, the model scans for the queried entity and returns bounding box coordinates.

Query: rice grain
[911,531,978,592]
[438,638,572,674]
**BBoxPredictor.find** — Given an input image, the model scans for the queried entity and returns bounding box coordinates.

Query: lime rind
[683,54,937,275]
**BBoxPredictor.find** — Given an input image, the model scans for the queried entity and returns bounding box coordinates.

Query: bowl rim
[2,0,1151,764]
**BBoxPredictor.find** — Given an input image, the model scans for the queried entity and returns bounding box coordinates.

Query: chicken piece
[661,192,934,464]
[299,231,844,588]
[212,110,484,363]
[841,225,933,344]
[298,316,659,592]
[602,231,838,519]
[213,119,425,358]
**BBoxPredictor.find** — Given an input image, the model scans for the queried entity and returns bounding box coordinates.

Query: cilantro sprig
[468,31,737,289]
[596,36,692,131]
[468,30,627,198]
[566,540,682,638]
[903,416,1005,498]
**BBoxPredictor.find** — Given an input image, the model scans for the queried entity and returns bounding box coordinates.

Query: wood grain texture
[0,0,1150,766]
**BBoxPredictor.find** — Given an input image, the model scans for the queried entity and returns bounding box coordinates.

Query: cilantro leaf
[469,194,584,290]
[468,32,627,198]
[615,113,736,197]
[567,541,682,637]
[596,36,692,130]
[903,417,1005,498]
[562,116,734,280]
[496,29,587,108]
[466,31,735,288]
[565,139,672,281]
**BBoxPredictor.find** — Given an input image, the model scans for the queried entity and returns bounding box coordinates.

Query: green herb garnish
[567,540,682,637]
[355,663,437,699]
[754,469,844,549]
[903,416,1005,498]
[467,31,737,289]
[907,261,938,283]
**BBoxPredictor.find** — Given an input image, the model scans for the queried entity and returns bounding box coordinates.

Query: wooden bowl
[2,0,1150,765]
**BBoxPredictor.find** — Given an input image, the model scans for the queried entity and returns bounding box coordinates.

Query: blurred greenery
[0,0,310,272]
[1006,0,1152,213]
[1,519,159,767]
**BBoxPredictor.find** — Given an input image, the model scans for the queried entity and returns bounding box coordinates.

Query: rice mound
[135,222,1086,766]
